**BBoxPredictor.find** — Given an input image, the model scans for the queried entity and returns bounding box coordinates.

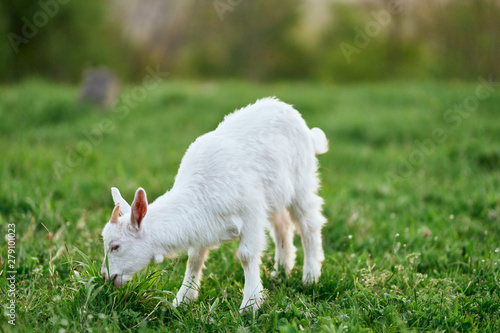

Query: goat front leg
[173,247,209,307]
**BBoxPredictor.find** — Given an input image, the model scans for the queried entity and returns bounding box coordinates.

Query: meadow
[1,79,500,332]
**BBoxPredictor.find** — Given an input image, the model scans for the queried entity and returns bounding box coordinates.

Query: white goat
[101,97,329,312]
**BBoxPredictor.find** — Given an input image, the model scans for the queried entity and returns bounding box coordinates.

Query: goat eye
[111,245,120,251]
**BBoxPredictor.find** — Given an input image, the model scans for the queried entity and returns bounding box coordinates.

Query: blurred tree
[169,0,310,81]
[317,1,425,82]
[0,0,138,82]
[0,5,10,80]
[421,0,500,80]
[1,0,498,83]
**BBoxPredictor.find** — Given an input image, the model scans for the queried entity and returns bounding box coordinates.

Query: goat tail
[310,127,329,155]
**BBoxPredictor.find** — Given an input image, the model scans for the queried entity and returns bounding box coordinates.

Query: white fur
[101,97,329,312]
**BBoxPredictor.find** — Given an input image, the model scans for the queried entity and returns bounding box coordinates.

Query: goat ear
[131,187,148,229]
[111,187,131,215]
[110,203,120,224]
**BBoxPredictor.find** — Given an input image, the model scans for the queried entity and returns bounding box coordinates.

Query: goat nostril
[111,274,118,282]
[102,272,107,281]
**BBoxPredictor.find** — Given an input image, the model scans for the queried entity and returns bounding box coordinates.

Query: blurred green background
[2,1,500,331]
[1,0,499,83]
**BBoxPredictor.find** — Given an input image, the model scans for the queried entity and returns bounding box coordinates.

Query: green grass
[1,79,500,332]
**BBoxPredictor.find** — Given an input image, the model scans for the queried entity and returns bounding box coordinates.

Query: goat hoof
[172,297,189,308]
[239,303,260,314]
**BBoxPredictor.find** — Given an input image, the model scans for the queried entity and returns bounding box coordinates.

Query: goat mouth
[110,274,121,287]
[112,274,130,287]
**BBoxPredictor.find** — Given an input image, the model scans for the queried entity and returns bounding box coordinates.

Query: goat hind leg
[270,209,296,277]
[290,194,326,285]
[238,227,266,312]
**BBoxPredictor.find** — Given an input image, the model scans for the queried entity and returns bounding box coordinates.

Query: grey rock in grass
[79,68,120,109]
